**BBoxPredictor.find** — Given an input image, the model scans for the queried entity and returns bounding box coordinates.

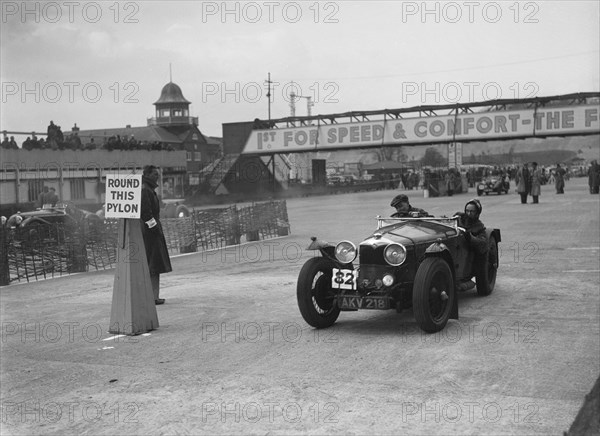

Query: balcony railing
[147,116,198,126]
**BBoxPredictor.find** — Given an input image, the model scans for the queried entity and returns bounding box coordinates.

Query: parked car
[6,203,102,238]
[477,176,510,196]
[296,216,500,333]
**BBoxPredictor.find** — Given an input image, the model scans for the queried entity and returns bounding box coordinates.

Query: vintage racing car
[296,216,500,333]
[477,176,510,196]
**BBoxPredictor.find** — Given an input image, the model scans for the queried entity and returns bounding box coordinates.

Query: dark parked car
[296,216,500,333]
[477,176,510,196]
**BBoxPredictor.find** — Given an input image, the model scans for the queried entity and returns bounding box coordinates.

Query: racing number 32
[332,268,357,290]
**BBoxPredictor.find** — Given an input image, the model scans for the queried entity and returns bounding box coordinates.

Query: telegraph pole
[264,72,272,122]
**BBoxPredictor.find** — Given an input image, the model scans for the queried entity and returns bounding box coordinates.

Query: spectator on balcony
[67,133,83,150]
[84,138,98,150]
[6,136,18,149]
[22,137,33,150]
[30,134,41,149]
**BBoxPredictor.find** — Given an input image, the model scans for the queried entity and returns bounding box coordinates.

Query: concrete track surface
[1,177,599,435]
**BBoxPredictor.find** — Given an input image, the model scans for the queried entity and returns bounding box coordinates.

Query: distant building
[77,81,222,195]
[0,81,222,213]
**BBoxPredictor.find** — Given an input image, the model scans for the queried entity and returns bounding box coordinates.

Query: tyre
[412,257,455,333]
[476,235,498,296]
[477,189,483,196]
[297,257,341,328]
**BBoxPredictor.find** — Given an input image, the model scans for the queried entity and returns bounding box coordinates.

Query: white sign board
[105,174,142,219]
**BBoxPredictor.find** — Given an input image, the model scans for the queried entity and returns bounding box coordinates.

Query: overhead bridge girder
[238,92,599,156]
[259,92,600,130]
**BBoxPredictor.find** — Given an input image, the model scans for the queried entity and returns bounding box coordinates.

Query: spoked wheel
[412,258,455,333]
[476,235,499,296]
[297,257,341,328]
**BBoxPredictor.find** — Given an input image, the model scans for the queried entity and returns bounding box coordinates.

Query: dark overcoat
[140,177,172,276]
[516,167,529,194]
[530,169,542,197]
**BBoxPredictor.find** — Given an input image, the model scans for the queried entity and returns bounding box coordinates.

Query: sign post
[106,174,158,335]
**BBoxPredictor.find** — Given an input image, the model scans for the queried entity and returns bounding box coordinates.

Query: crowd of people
[1,121,175,151]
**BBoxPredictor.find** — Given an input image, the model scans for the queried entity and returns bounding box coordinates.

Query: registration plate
[338,296,390,310]
[331,268,357,290]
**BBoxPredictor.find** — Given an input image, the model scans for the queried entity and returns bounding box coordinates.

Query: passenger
[390,194,431,218]
[453,199,487,254]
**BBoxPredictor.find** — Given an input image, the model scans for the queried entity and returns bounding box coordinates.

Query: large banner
[242,105,600,154]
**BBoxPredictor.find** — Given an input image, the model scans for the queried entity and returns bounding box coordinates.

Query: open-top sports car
[296,216,500,333]
[477,176,510,196]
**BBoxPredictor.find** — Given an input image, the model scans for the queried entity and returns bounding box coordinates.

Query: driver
[453,199,487,254]
[390,194,431,218]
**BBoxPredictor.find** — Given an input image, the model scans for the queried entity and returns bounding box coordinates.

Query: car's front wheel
[476,235,499,296]
[477,188,483,196]
[297,257,341,328]
[412,257,455,333]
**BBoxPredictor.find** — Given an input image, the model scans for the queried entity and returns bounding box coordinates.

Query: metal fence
[0,200,290,286]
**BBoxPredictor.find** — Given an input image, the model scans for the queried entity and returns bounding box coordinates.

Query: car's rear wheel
[297,257,340,328]
[476,235,498,296]
[412,257,455,333]
[477,189,483,196]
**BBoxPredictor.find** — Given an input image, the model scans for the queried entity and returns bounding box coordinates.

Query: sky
[1,0,599,142]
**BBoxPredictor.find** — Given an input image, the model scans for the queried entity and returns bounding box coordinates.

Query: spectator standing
[46,187,59,206]
[140,165,172,305]
[446,169,456,196]
[36,186,49,208]
[530,162,542,204]
[588,160,600,194]
[515,163,529,204]
[555,164,566,194]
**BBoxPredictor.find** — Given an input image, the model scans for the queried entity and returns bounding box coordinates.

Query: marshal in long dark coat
[140,176,172,276]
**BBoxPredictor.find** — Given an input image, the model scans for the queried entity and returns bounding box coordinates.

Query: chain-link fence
[0,200,290,285]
